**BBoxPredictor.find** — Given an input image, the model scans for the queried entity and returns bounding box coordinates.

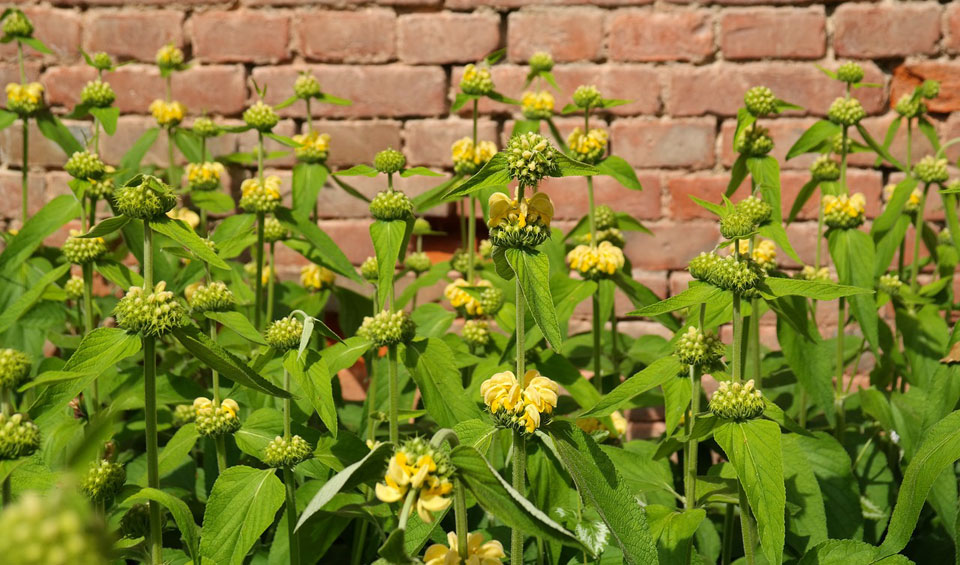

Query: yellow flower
[566,241,625,279]
[452,138,498,174]
[521,90,554,119]
[293,131,331,163]
[149,99,186,128]
[424,532,506,565]
[481,369,558,434]
[375,451,412,503]
[823,193,866,229]
[156,44,184,70]
[220,399,239,419]
[736,239,777,270]
[300,264,335,291]
[375,448,453,523]
[167,207,200,229]
[567,127,609,165]
[577,411,628,436]
[444,278,492,316]
[5,82,44,115]
[186,162,225,191]
[480,370,522,414]
[239,175,283,213]
[521,370,558,415]
[416,475,453,523]
[486,191,554,229]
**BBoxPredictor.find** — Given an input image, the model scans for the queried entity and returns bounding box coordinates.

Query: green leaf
[828,229,879,354]
[264,132,299,148]
[647,505,706,565]
[318,92,352,106]
[234,407,282,459]
[714,419,785,565]
[135,424,199,484]
[333,164,378,177]
[321,336,372,375]
[917,116,940,151]
[34,109,83,155]
[776,310,835,424]
[89,106,118,136]
[760,277,873,301]
[0,108,17,130]
[411,175,462,213]
[192,190,235,214]
[444,153,512,199]
[782,435,829,554]
[872,177,918,239]
[396,261,450,309]
[726,154,749,196]
[800,539,912,565]
[125,488,201,562]
[549,422,659,564]
[80,215,129,239]
[689,196,726,218]
[554,152,600,178]
[171,325,291,398]
[204,311,267,345]
[792,432,863,540]
[370,218,412,307]
[95,259,143,288]
[505,247,563,351]
[400,166,443,178]
[0,195,80,274]
[411,303,455,338]
[274,207,361,282]
[200,466,285,565]
[597,156,642,190]
[291,163,329,217]
[628,283,724,317]
[404,338,484,428]
[856,124,904,171]
[150,216,229,270]
[20,36,52,55]
[786,120,840,160]
[450,444,585,550]
[120,128,160,181]
[787,179,820,224]
[330,175,371,203]
[0,263,69,334]
[581,356,683,418]
[612,271,680,331]
[284,350,337,437]
[451,93,481,112]
[510,119,540,137]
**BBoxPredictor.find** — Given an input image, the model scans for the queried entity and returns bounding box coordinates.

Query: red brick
[718,117,820,170]
[665,62,886,118]
[315,173,451,219]
[402,118,499,168]
[507,8,605,63]
[666,174,729,221]
[310,120,403,168]
[624,221,720,270]
[191,10,290,64]
[610,117,716,169]
[543,170,662,221]
[603,65,662,116]
[890,62,960,114]
[834,3,940,59]
[450,64,590,116]
[0,119,86,168]
[0,170,45,222]
[317,220,375,264]
[252,65,447,118]
[449,0,653,7]
[947,3,960,54]
[609,10,713,63]
[296,9,395,64]
[0,62,41,84]
[84,10,184,62]
[719,7,825,60]
[0,7,80,61]
[398,12,500,65]
[941,113,960,164]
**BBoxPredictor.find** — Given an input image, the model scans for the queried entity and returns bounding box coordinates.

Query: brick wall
[3,0,960,343]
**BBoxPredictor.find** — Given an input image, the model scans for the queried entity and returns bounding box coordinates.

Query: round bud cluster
[521,90,554,120]
[798,265,831,282]
[293,131,331,164]
[827,97,866,127]
[192,117,220,139]
[675,326,725,368]
[823,193,866,230]
[79,79,115,108]
[360,256,379,282]
[413,218,433,236]
[369,190,413,221]
[172,404,196,427]
[358,310,417,348]
[2,10,33,38]
[65,276,84,301]
[689,252,722,282]
[573,85,602,110]
[0,491,111,565]
[194,397,241,437]
[0,348,31,390]
[0,413,40,460]
[460,64,494,96]
[374,148,406,175]
[567,127,608,165]
[710,380,765,421]
[506,133,557,187]
[185,161,225,192]
[914,156,949,185]
[264,434,312,468]
[566,241,625,280]
[736,195,772,227]
[894,94,924,119]
[80,459,126,504]
[114,282,185,337]
[300,264,336,292]
[734,125,774,157]
[65,151,106,181]
[243,101,279,132]
[239,176,282,213]
[451,138,497,176]
[920,80,940,100]
[148,99,185,128]
[263,216,287,243]
[720,211,755,240]
[155,44,185,71]
[120,504,155,539]
[91,52,113,71]
[595,205,617,231]
[810,155,841,182]
[879,274,903,296]
[529,52,554,74]
[62,231,107,264]
[744,86,776,117]
[186,281,234,313]
[690,252,764,293]
[450,249,480,276]
[265,316,304,351]
[87,177,115,199]
[479,239,493,258]
[476,287,503,317]
[836,62,865,84]
[5,82,44,116]
[940,228,953,247]
[294,73,322,100]
[404,251,431,274]
[115,175,178,219]
[490,219,550,250]
[463,319,491,349]
[831,133,850,155]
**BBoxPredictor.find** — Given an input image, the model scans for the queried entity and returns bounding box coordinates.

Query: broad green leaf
[125,487,201,562]
[81,215,129,238]
[120,127,160,181]
[646,505,706,565]
[714,419,786,565]
[777,311,835,424]
[396,261,450,309]
[792,432,863,541]
[321,336,372,375]
[204,311,268,345]
[597,155,642,190]
[505,247,562,350]
[192,191,235,214]
[786,120,840,160]
[89,106,119,136]
[400,166,443,178]
[411,303,455,338]
[782,435,829,554]
[200,466,285,565]
[0,108,16,130]
[549,422,659,564]
[629,283,724,317]
[580,356,683,418]
[264,132,299,148]
[275,207,361,282]
[95,259,143,288]
[20,36,53,55]
[292,163,329,217]
[411,175,462,213]
[284,350,337,437]
[799,539,911,565]
[453,418,498,452]
[404,338,484,428]
[613,272,680,331]
[150,216,229,270]
[856,124,904,171]
[34,109,83,155]
[234,407,283,459]
[828,229,879,353]
[787,179,819,224]
[451,93,480,112]
[0,263,69,334]
[444,153,512,199]
[760,277,873,301]
[554,152,599,177]
[334,164,378,177]
[872,178,918,239]
[0,195,80,274]
[131,424,199,484]
[370,218,412,308]
[726,154,749,196]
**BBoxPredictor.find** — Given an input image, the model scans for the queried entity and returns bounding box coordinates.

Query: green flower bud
[505,132,558,187]
[827,97,866,127]
[2,10,33,39]
[460,64,494,96]
[115,175,178,220]
[734,125,774,157]
[5,82,44,117]
[87,177,115,199]
[65,276,84,301]
[710,380,765,421]
[567,127,608,165]
[689,252,720,282]
[404,251,431,274]
[357,309,416,348]
[90,52,113,71]
[264,434,312,468]
[810,155,841,182]
[450,248,481,276]
[573,85,602,110]
[265,316,304,351]
[156,44,185,72]
[114,281,186,337]
[920,80,940,100]
[62,232,107,264]
[879,273,903,296]
[194,397,241,437]
[594,205,617,231]
[121,503,160,539]
[490,221,550,250]
[243,101,279,132]
[80,459,126,504]
[186,281,234,313]
[894,94,924,119]
[710,255,765,293]
[172,404,196,427]
[914,156,949,185]
[0,413,40,460]
[798,265,831,282]
[479,286,504,316]
[0,349,31,390]
[735,195,772,227]
[65,151,106,181]
[831,133,850,155]
[369,189,413,221]
[374,148,406,175]
[360,256,379,283]
[743,86,776,117]
[0,490,111,564]
[192,117,220,139]
[294,73,322,100]
[463,319,490,349]
[529,51,554,74]
[940,227,953,247]
[239,176,282,213]
[835,62,864,84]
[412,218,432,236]
[720,211,755,240]
[263,216,287,243]
[676,326,725,368]
[79,79,115,108]
[824,192,868,229]
[479,239,493,259]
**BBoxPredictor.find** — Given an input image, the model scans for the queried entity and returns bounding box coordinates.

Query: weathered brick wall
[2,0,959,350]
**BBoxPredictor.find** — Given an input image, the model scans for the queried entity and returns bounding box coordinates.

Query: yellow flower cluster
[293,131,331,163]
[566,241,625,279]
[5,82,44,115]
[521,90,555,119]
[487,192,554,230]
[823,193,866,229]
[883,183,922,213]
[444,278,492,317]
[155,44,184,70]
[300,264,335,291]
[424,532,505,565]
[239,175,283,213]
[736,239,777,271]
[167,207,200,229]
[567,127,609,165]
[375,447,453,523]
[481,369,559,434]
[451,137,497,175]
[149,99,186,128]
[185,162,225,191]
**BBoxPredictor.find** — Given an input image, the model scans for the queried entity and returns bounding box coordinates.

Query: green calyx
[463,319,491,349]
[187,281,235,313]
[675,326,725,368]
[369,189,413,221]
[265,316,304,351]
[573,85,602,110]
[264,434,312,468]
[404,251,431,274]
[243,101,279,132]
[374,148,406,175]
[80,79,115,108]
[709,380,765,421]
[743,86,776,117]
[914,156,949,185]
[0,348,31,391]
[835,62,864,84]
[115,175,178,220]
[80,459,126,504]
[734,125,774,157]
[65,151,106,181]
[62,234,107,264]
[294,73,322,100]
[0,413,41,460]
[114,281,186,337]
[810,155,841,182]
[505,132,557,188]
[827,96,866,127]
[357,309,416,348]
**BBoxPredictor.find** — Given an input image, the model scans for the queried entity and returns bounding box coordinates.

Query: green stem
[511,429,527,565]
[454,479,469,560]
[267,241,276,324]
[17,41,25,83]
[21,118,28,225]
[283,465,300,565]
[739,483,757,565]
[586,176,598,244]
[398,487,417,530]
[82,262,98,413]
[283,367,292,439]
[467,195,476,281]
[388,345,399,444]
[721,503,735,565]
[257,132,265,183]
[208,320,226,474]
[835,297,846,440]
[255,212,265,330]
[906,119,913,178]
[306,98,313,134]
[840,126,849,195]
[610,314,620,381]
[592,294,602,393]
[909,184,930,294]
[143,220,161,565]
[167,128,175,187]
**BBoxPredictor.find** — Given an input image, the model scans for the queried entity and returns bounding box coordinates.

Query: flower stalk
[142,219,162,565]
[282,366,300,565]
[511,271,526,565]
